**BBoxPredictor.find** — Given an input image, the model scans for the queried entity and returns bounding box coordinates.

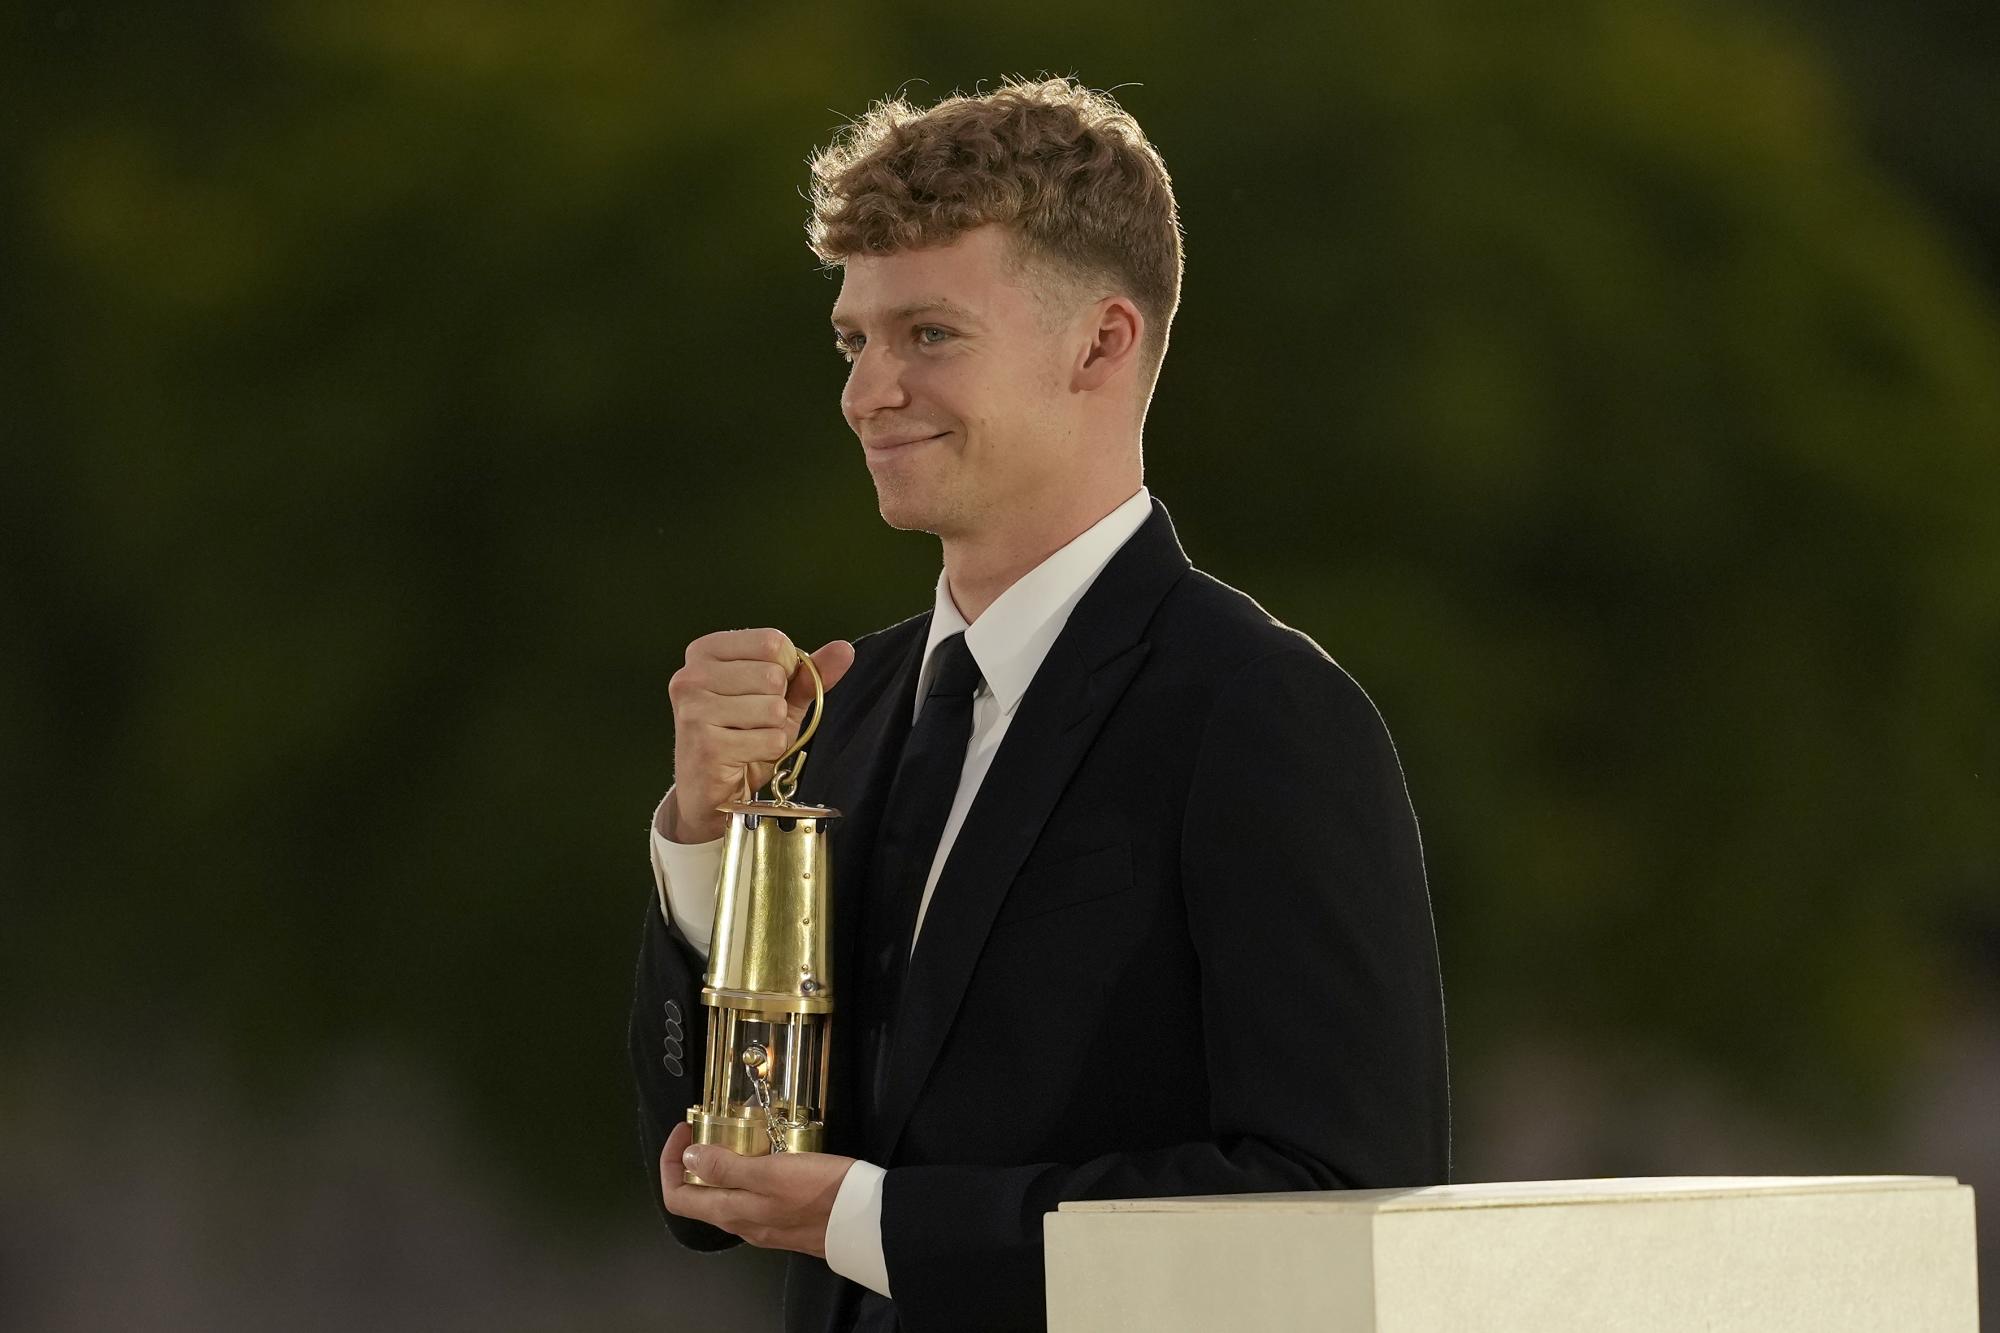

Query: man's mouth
[864,431,949,453]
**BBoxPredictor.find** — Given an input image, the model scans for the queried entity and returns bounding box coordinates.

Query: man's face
[830,224,1077,538]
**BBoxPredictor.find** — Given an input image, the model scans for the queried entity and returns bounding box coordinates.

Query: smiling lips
[864,431,949,453]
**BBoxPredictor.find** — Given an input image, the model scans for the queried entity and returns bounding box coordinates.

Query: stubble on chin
[871,477,965,539]
[867,432,976,537]
[871,478,934,534]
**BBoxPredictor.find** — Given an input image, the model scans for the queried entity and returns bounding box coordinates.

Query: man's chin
[872,486,946,536]
[876,507,943,537]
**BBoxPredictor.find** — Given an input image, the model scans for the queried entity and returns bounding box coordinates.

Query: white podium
[1045,1175,1978,1331]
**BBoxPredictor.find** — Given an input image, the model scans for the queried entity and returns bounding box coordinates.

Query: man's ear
[1073,296,1144,391]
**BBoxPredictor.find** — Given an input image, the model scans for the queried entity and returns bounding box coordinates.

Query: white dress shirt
[647,485,1153,1299]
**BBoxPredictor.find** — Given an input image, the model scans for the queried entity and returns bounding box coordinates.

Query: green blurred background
[5,1,1996,1328]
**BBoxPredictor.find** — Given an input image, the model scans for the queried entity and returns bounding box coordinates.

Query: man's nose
[841,347,911,423]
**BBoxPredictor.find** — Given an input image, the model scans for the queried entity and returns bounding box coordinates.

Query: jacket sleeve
[628,891,741,1253]
[879,645,1451,1331]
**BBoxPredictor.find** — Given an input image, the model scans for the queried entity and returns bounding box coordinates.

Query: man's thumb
[811,639,857,692]
[786,640,856,716]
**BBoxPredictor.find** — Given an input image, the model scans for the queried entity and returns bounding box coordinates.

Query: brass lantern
[685,643,838,1183]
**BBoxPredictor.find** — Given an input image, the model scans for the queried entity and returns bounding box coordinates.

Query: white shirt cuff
[825,1159,891,1298]
[648,790,723,959]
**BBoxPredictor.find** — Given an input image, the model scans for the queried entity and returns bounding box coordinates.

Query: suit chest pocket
[990,840,1134,930]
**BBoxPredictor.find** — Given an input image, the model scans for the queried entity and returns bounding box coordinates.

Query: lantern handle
[763,640,824,804]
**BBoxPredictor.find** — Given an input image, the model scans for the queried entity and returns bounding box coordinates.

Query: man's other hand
[659,1119,857,1259]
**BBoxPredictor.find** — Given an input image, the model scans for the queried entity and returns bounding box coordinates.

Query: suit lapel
[870,501,1193,1162]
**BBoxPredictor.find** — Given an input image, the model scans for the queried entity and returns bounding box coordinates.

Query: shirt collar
[915,486,1153,720]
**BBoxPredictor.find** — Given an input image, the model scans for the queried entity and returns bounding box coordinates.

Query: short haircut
[807,75,1184,384]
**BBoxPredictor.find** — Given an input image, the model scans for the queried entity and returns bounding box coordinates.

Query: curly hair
[807,76,1184,379]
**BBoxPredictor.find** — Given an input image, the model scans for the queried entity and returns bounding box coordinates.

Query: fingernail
[683,1147,702,1171]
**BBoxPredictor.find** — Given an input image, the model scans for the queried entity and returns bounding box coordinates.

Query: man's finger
[811,640,856,693]
[692,628,795,668]
[787,640,856,721]
[683,1143,771,1191]
[660,1121,695,1201]
[691,658,791,697]
[664,1178,757,1229]
[661,1127,759,1227]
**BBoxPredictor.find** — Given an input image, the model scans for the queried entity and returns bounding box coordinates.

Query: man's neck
[941,479,1141,623]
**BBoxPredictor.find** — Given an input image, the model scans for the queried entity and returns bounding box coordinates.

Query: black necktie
[855,631,982,1129]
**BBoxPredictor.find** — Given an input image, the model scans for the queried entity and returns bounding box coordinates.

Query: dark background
[4,2,1996,1328]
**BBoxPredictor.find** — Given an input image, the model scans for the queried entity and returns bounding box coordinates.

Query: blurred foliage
[1765,0,2000,291]
[4,0,1996,1219]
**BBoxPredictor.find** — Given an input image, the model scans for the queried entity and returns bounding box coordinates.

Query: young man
[629,76,1449,1333]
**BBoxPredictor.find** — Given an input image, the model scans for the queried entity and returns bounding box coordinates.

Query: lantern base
[683,1107,825,1183]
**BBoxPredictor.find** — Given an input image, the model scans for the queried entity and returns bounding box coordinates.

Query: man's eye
[917,326,951,345]
[833,334,862,360]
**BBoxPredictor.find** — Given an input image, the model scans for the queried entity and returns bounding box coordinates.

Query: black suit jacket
[629,500,1450,1332]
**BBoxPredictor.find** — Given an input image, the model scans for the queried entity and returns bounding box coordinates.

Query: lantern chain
[743,1044,797,1154]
